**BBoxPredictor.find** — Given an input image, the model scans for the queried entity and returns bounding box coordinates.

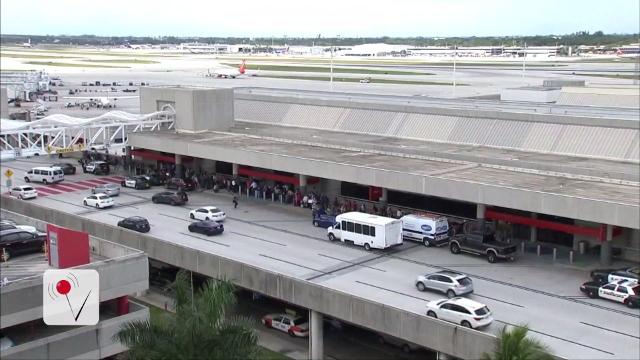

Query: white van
[400,214,449,247]
[24,167,64,184]
[327,212,403,251]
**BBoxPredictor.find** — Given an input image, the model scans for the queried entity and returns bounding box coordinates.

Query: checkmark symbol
[64,290,92,322]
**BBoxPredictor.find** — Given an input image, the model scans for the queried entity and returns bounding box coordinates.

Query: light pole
[330,46,334,91]
[522,41,527,85]
[452,44,457,97]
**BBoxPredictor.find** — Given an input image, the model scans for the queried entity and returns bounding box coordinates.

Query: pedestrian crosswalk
[25,176,124,197]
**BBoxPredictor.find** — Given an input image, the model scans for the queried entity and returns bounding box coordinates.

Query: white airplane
[63,96,138,109]
[20,38,32,48]
[206,60,248,79]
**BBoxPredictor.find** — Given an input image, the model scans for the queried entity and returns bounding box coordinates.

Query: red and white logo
[43,269,99,325]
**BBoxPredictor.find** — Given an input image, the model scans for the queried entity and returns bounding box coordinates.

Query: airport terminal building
[130,86,639,263]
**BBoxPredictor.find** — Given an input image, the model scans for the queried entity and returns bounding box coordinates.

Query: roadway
[2,157,639,360]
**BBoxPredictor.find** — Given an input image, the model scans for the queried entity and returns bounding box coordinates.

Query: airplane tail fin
[239,60,246,74]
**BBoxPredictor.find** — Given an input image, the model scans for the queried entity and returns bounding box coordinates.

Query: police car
[120,176,151,190]
[580,280,640,308]
[590,266,639,284]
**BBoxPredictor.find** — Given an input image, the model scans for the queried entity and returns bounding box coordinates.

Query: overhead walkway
[0,106,175,160]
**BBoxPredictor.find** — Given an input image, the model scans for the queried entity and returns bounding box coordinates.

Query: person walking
[233,196,238,209]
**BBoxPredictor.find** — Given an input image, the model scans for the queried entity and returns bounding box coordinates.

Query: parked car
[166,178,195,191]
[426,297,493,329]
[84,161,110,175]
[415,270,473,298]
[189,206,226,222]
[51,162,76,175]
[0,333,14,350]
[83,193,114,208]
[152,191,187,205]
[92,183,120,196]
[188,220,224,236]
[449,222,517,263]
[117,216,150,233]
[377,333,421,353]
[0,221,37,234]
[580,280,640,308]
[0,229,46,261]
[9,185,38,200]
[121,176,151,190]
[143,174,164,186]
[591,266,639,285]
[312,212,336,228]
[261,313,309,337]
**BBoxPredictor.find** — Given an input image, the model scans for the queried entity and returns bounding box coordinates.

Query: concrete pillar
[175,154,183,178]
[309,310,323,360]
[379,188,388,206]
[600,224,613,265]
[530,213,537,242]
[477,204,486,229]
[116,296,129,315]
[299,174,307,192]
[232,163,239,177]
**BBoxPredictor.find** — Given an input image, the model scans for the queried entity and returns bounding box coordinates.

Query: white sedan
[189,206,226,222]
[261,313,309,337]
[9,185,38,200]
[83,193,114,209]
[426,297,493,329]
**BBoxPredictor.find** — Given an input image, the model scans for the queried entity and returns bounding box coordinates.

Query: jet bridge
[0,106,175,160]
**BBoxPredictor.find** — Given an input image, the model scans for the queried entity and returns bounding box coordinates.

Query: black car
[84,161,110,175]
[188,220,224,236]
[152,191,187,205]
[0,229,46,261]
[143,174,164,186]
[591,266,639,284]
[117,216,150,233]
[166,178,195,191]
[122,176,151,190]
[51,163,76,175]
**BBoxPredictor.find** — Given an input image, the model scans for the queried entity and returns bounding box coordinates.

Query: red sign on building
[46,224,90,268]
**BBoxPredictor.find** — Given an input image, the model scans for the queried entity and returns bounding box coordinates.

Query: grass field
[221,62,432,75]
[215,56,563,67]
[1,53,80,59]
[572,72,640,80]
[81,59,160,64]
[260,74,461,85]
[23,61,130,68]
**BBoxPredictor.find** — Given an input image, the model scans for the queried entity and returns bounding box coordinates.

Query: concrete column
[477,204,486,229]
[530,213,537,242]
[309,310,323,360]
[232,163,239,177]
[175,154,183,178]
[299,174,308,192]
[379,188,388,206]
[600,224,613,265]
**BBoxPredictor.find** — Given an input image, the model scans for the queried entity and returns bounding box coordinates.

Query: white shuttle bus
[327,212,403,251]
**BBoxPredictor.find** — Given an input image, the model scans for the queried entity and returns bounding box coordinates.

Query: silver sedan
[415,270,473,298]
[92,183,120,196]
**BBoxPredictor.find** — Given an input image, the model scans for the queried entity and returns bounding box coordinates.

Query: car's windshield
[631,286,640,296]
[457,277,472,286]
[22,187,34,191]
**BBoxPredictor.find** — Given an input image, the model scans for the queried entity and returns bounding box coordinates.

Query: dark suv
[166,178,195,191]
[51,163,76,175]
[152,191,187,205]
[117,216,150,233]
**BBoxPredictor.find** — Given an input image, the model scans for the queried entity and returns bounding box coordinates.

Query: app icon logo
[43,269,99,325]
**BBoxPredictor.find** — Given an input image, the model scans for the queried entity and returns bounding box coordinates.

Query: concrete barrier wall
[2,196,498,359]
[0,209,149,329]
[1,302,148,360]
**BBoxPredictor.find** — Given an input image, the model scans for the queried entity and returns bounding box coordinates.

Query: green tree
[482,324,554,360]
[115,270,260,360]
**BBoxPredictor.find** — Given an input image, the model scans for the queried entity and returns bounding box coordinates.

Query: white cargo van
[24,167,64,184]
[327,212,403,251]
[400,214,449,247]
